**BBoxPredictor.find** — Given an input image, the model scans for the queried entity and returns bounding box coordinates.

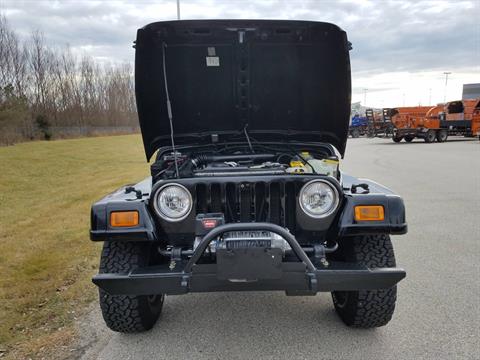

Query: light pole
[443,72,451,103]
[177,0,181,20]
[363,88,368,107]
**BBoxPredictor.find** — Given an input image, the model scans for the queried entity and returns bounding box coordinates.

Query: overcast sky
[1,0,479,107]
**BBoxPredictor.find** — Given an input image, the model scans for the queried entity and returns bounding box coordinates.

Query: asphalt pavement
[79,137,480,360]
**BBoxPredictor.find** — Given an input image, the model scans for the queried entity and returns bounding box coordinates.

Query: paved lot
[80,137,480,360]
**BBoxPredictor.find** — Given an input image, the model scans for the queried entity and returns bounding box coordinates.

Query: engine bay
[151,143,340,182]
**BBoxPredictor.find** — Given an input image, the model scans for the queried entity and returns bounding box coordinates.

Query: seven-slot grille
[194,180,302,231]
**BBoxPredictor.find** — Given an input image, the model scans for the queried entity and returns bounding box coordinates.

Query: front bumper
[93,223,406,296]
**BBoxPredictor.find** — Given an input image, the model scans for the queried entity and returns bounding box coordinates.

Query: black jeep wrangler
[91,20,407,332]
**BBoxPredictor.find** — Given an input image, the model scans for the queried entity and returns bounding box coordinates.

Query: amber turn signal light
[110,211,139,227]
[354,205,384,221]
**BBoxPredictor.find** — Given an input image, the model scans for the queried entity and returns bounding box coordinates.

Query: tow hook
[314,244,329,267]
[169,247,183,271]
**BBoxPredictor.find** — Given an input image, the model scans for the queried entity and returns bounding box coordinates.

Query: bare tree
[29,31,49,113]
[0,11,138,145]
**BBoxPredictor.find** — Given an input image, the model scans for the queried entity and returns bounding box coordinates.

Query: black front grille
[194,180,301,231]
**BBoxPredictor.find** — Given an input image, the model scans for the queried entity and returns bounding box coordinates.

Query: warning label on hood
[206,56,220,67]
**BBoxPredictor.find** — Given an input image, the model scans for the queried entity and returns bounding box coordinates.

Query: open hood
[135,20,351,160]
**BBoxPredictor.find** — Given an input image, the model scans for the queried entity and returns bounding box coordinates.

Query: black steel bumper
[93,223,406,296]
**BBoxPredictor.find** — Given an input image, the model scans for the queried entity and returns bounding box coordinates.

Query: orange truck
[464,99,480,139]
[388,98,480,143]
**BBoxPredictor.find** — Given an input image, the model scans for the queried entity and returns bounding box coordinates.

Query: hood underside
[135,20,352,160]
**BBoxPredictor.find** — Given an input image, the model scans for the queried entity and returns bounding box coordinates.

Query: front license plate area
[216,248,283,281]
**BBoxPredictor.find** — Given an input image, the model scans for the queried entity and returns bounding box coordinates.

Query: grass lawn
[0,134,149,358]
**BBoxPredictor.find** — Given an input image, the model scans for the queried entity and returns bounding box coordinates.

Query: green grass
[0,134,149,358]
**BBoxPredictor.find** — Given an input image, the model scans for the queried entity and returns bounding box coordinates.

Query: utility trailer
[348,109,392,138]
[363,109,394,138]
[391,106,442,143]
[391,99,480,143]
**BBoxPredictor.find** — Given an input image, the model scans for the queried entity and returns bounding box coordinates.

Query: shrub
[35,114,52,140]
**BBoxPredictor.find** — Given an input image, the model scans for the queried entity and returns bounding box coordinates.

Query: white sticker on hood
[206,56,220,67]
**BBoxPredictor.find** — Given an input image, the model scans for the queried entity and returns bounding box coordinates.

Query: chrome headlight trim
[298,179,340,219]
[153,183,193,222]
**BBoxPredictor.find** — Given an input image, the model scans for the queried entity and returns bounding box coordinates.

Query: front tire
[331,235,397,328]
[392,136,403,143]
[99,241,164,333]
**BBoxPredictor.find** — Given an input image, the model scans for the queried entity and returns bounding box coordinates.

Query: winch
[218,231,292,252]
[193,230,292,255]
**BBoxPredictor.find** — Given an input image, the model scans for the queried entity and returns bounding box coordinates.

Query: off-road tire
[392,136,403,143]
[331,234,397,328]
[424,130,436,143]
[99,241,164,333]
[351,129,360,138]
[404,136,414,142]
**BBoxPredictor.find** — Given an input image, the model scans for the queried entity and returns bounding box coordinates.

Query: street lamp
[363,88,368,107]
[177,0,181,20]
[443,72,451,103]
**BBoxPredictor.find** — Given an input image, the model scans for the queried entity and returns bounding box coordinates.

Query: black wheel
[404,136,414,142]
[436,130,448,142]
[351,129,360,138]
[331,235,397,328]
[99,241,164,333]
[424,130,436,143]
[392,136,403,143]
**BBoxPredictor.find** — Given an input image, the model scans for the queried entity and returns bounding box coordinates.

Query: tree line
[0,14,138,145]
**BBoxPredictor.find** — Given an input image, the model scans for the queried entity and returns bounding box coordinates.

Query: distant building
[462,83,480,100]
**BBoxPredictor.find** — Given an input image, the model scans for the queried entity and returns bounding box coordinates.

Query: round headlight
[299,180,339,218]
[154,183,192,221]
